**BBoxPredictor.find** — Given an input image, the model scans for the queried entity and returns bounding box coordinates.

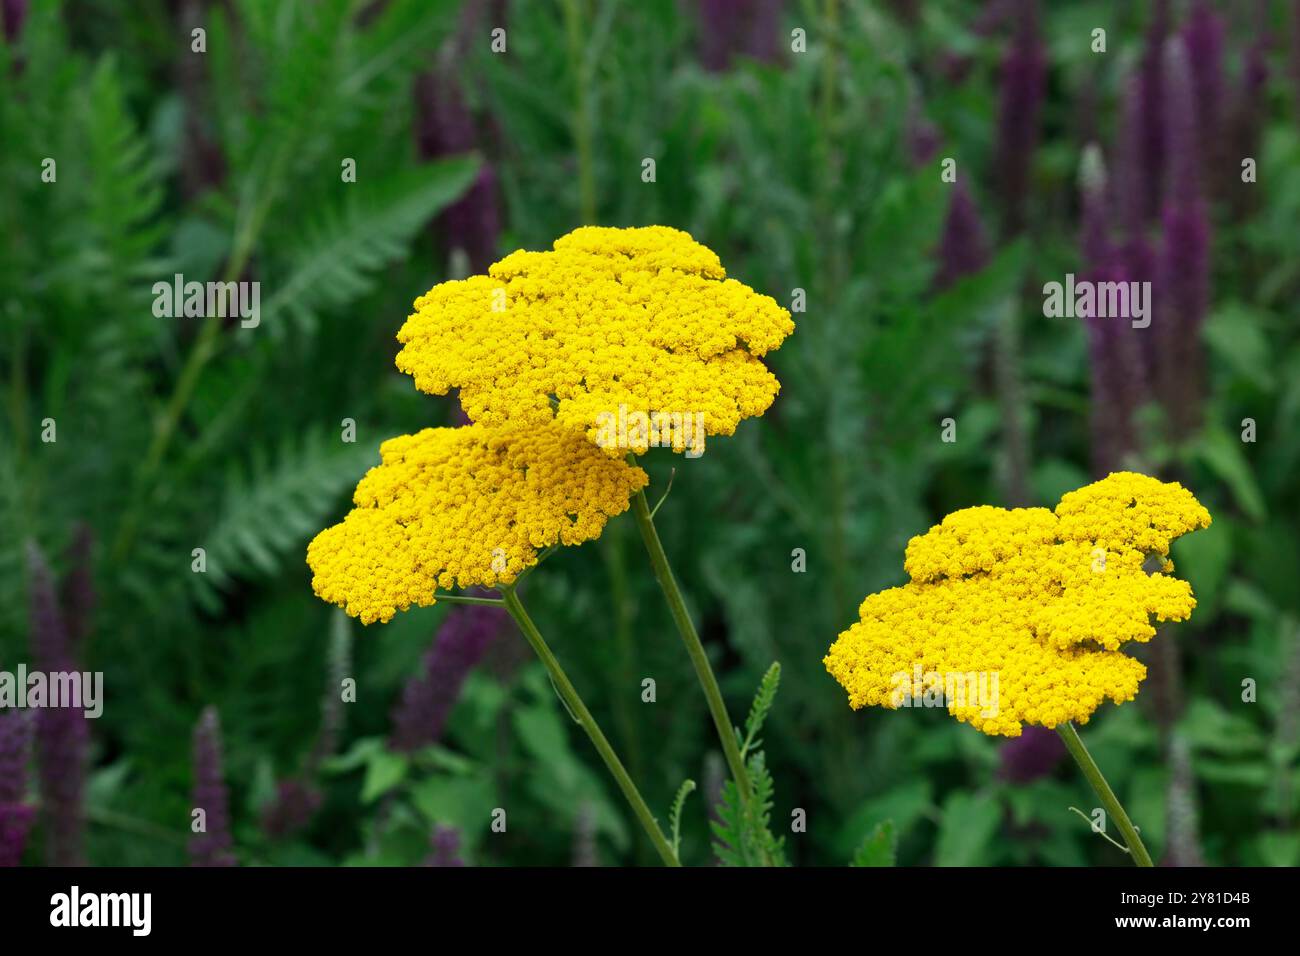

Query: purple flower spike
[934,180,989,291]
[1078,145,1112,270]
[0,804,35,867]
[0,710,34,866]
[998,726,1066,783]
[27,542,87,867]
[0,709,32,804]
[1229,25,1271,220]
[189,707,236,867]
[390,604,507,752]
[61,524,96,652]
[1156,38,1212,440]
[993,0,1047,236]
[260,778,323,841]
[2,0,27,43]
[697,0,785,72]
[1180,2,1225,191]
[442,166,501,276]
[1115,74,1151,242]
[425,824,465,866]
[906,106,941,169]
[413,63,501,274]
[1293,1,1300,123]
[1138,0,1172,221]
[1111,74,1162,382]
[1078,145,1145,474]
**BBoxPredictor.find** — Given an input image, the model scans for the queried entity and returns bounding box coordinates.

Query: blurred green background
[2,0,1298,867]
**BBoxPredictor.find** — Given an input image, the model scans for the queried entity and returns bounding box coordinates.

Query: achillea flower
[189,707,236,867]
[394,226,794,456]
[308,423,648,624]
[27,543,87,867]
[0,709,34,866]
[824,473,1211,737]
[390,603,506,751]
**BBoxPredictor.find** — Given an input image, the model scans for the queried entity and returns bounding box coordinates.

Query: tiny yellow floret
[307,423,648,624]
[394,225,795,454]
[823,472,1212,736]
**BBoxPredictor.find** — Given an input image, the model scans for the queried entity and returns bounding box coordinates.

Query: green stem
[627,477,752,809]
[501,586,679,866]
[110,201,267,564]
[1056,721,1154,867]
[432,593,505,607]
[562,0,596,224]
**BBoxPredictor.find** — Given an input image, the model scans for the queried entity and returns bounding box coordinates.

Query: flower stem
[627,480,753,808]
[500,586,679,866]
[561,0,597,224]
[1056,721,1154,867]
[432,593,505,607]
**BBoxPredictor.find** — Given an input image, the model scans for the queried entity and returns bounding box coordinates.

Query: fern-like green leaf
[668,778,696,858]
[711,664,789,866]
[260,156,480,337]
[709,779,751,867]
[740,661,780,759]
[191,429,373,609]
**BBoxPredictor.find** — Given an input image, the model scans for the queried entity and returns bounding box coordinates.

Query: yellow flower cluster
[394,225,794,454]
[307,424,648,624]
[824,472,1212,736]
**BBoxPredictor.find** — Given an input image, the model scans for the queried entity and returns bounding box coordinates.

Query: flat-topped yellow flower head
[824,472,1212,737]
[394,225,794,455]
[307,423,648,624]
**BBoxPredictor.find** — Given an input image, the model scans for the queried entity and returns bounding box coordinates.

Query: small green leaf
[320,735,384,774]
[850,820,896,867]
[669,779,696,857]
[1194,429,1266,522]
[935,792,1000,866]
[1204,305,1276,391]
[360,750,409,803]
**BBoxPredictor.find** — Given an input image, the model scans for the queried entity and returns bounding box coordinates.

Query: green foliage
[850,821,897,867]
[263,157,480,337]
[192,429,375,610]
[3,0,1297,868]
[668,778,695,858]
[739,661,780,759]
[711,666,788,867]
